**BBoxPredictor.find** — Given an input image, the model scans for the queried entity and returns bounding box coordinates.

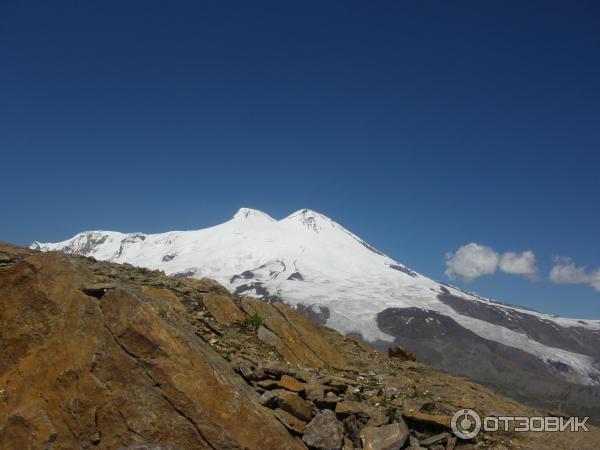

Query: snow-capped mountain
[32,208,600,415]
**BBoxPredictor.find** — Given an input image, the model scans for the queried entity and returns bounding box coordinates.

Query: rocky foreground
[0,243,598,449]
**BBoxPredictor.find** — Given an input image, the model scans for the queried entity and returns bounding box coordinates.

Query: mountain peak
[282,208,333,232]
[285,208,327,219]
[232,208,275,222]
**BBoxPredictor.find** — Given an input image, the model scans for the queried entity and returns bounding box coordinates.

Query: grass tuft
[241,313,264,332]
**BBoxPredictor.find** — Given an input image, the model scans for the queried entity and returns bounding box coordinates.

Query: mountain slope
[5,242,599,449]
[31,208,600,417]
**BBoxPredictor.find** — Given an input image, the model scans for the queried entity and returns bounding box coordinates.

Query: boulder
[302,410,344,450]
[359,421,410,450]
[388,346,416,362]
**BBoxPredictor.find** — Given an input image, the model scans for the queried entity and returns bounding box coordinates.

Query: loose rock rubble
[229,355,476,450]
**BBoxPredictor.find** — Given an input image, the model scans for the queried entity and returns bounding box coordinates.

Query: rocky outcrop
[0,251,304,450]
[388,345,416,362]
[240,297,350,369]
[202,292,246,325]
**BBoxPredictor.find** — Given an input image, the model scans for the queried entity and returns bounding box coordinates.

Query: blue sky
[1,1,599,318]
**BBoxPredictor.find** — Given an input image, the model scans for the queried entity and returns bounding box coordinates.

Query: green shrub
[241,313,264,332]
[387,408,400,423]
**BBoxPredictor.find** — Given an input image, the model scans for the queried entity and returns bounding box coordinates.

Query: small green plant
[387,408,400,423]
[135,267,148,274]
[241,313,264,332]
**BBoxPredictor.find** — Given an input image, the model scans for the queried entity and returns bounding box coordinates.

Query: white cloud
[549,257,600,292]
[499,251,538,280]
[445,243,499,282]
[445,243,539,282]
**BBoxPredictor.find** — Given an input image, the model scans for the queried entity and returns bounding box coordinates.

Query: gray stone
[343,415,361,448]
[231,357,255,381]
[302,410,344,450]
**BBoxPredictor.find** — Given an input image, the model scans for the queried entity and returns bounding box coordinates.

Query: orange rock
[359,422,409,450]
[0,252,305,450]
[274,408,307,434]
[240,297,350,370]
[278,375,306,393]
[401,408,451,430]
[261,389,314,422]
[202,292,247,325]
[141,285,184,310]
